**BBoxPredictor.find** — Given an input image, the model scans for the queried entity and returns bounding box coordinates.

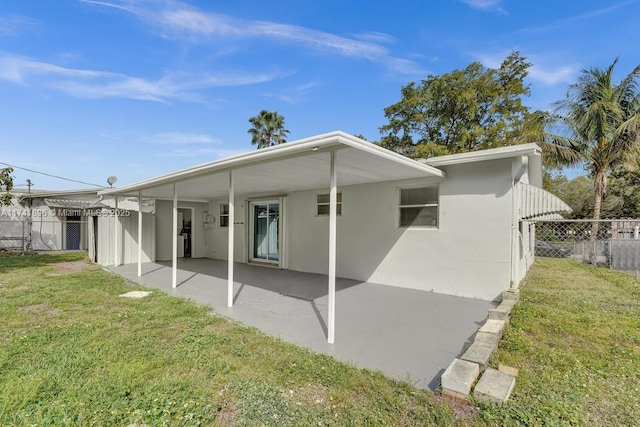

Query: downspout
[510,156,528,288]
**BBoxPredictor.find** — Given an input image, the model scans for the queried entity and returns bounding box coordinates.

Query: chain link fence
[532,219,640,274]
[0,217,26,254]
[0,217,87,252]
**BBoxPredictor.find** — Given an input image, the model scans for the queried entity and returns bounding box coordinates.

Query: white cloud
[474,51,507,69]
[0,15,37,36]
[529,64,577,86]
[260,80,321,103]
[473,51,578,86]
[460,0,506,13]
[145,132,220,145]
[0,53,286,102]
[156,147,243,158]
[518,0,638,33]
[352,31,395,44]
[137,130,236,158]
[82,0,424,75]
[0,53,111,84]
[385,57,427,76]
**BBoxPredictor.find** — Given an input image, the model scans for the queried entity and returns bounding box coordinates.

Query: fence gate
[0,217,88,252]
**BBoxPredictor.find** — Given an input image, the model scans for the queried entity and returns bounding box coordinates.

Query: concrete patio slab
[119,291,151,299]
[108,258,494,390]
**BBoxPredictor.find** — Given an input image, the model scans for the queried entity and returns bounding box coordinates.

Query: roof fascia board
[20,189,103,198]
[101,141,346,197]
[100,131,444,196]
[425,143,542,167]
[335,132,445,178]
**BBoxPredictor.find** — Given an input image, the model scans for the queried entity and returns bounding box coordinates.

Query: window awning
[516,183,572,220]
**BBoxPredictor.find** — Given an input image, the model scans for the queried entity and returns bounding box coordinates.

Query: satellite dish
[107,176,118,187]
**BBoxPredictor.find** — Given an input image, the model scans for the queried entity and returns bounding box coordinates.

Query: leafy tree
[248,110,290,149]
[607,166,640,218]
[0,167,14,207]
[379,51,532,158]
[544,172,623,219]
[542,59,640,244]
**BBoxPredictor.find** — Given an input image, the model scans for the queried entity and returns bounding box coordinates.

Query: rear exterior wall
[207,158,514,301]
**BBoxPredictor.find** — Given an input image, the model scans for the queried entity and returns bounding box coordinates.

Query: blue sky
[1,0,638,190]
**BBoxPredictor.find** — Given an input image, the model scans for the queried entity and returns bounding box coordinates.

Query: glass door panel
[251,201,279,263]
[268,203,279,261]
[253,204,268,260]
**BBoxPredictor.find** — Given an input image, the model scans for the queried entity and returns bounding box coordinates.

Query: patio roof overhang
[98,131,445,201]
[101,131,446,345]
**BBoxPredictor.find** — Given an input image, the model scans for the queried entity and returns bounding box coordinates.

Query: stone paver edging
[440,288,520,403]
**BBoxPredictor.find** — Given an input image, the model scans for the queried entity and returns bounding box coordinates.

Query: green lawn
[0,253,455,426]
[480,258,640,426]
[1,254,638,426]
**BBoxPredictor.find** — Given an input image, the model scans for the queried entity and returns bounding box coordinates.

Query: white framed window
[316,193,342,216]
[220,204,229,227]
[399,186,438,228]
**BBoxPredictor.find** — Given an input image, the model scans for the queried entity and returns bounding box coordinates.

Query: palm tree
[542,59,640,260]
[247,110,290,149]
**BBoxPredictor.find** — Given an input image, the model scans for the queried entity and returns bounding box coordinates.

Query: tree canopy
[248,110,290,149]
[0,167,14,207]
[379,51,533,158]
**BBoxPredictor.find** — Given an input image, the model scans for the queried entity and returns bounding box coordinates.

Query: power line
[0,161,108,188]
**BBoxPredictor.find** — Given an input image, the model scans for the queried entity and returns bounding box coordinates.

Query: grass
[0,253,456,426]
[1,254,638,426]
[479,257,640,426]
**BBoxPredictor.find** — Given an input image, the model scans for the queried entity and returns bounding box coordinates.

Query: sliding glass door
[250,200,279,263]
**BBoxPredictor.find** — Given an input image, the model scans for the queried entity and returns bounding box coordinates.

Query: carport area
[109,258,494,390]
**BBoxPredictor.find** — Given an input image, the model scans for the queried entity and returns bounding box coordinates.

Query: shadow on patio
[110,258,494,391]
[156,258,364,301]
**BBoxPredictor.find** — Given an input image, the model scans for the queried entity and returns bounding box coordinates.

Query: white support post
[227,170,235,307]
[328,150,337,344]
[137,191,143,277]
[114,196,119,267]
[172,184,178,288]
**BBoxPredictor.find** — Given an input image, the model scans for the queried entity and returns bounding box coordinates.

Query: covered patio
[101,132,447,345]
[110,258,494,390]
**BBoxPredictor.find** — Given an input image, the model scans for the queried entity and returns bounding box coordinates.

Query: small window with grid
[316,193,342,216]
[220,204,229,227]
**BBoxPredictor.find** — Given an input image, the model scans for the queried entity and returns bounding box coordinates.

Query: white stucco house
[94,131,569,343]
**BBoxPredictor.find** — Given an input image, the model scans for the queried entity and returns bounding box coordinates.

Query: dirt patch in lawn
[432,395,479,421]
[47,261,98,276]
[215,405,237,425]
[295,383,330,409]
[18,303,61,315]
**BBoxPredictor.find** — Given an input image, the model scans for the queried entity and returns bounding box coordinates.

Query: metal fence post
[21,219,25,256]
[633,239,640,279]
